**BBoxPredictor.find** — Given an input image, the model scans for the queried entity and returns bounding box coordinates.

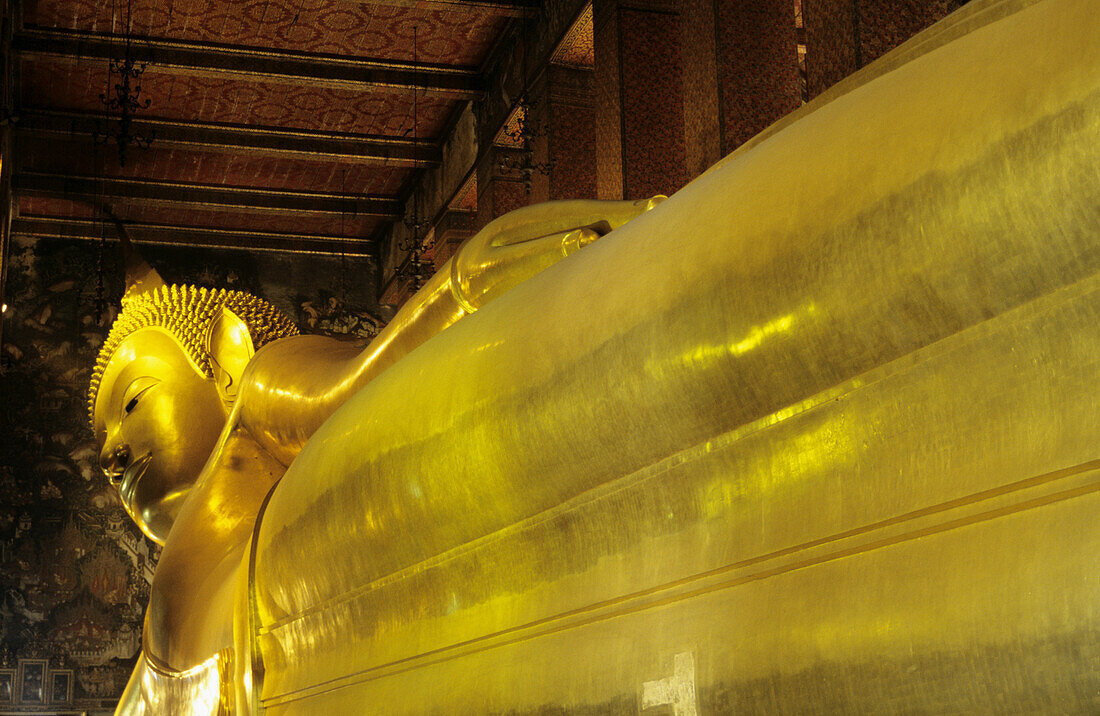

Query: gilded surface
[93,196,659,712]
[91,0,1100,712]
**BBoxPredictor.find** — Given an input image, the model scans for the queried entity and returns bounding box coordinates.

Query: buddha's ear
[206,307,255,405]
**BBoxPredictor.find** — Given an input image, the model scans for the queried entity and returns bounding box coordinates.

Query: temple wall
[0,237,378,711]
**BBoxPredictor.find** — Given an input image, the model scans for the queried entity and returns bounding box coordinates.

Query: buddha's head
[89,248,297,545]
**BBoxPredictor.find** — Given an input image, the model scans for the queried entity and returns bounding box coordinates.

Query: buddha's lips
[119,452,152,510]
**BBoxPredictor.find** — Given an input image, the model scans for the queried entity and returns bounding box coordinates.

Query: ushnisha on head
[89,237,297,544]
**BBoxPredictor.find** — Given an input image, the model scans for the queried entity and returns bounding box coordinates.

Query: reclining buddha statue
[93,0,1099,712]
[93,197,663,712]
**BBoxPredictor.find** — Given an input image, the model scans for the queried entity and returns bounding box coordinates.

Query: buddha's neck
[145,423,284,670]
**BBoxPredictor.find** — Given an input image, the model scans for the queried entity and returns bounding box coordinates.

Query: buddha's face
[94,327,228,544]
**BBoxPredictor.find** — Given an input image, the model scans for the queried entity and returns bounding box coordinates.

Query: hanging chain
[399,25,433,290]
[93,59,111,327]
[95,0,154,166]
[339,167,348,309]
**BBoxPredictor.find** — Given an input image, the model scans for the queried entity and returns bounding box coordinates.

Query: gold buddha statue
[94,0,1100,711]
[92,198,663,713]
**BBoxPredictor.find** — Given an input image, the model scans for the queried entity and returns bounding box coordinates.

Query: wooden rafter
[14,28,484,98]
[13,172,403,218]
[12,216,376,256]
[355,0,539,16]
[17,110,442,167]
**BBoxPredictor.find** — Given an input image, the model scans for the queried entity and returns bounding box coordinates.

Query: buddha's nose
[100,443,131,485]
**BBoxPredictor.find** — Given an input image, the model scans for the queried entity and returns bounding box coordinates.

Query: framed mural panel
[49,669,73,704]
[16,659,46,705]
[0,669,14,703]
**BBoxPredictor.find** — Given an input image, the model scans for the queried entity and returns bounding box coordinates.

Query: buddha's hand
[450,196,666,312]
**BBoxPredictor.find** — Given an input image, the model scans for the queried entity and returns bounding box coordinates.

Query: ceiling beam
[13,172,403,218]
[12,216,375,256]
[17,110,442,167]
[352,0,540,16]
[14,28,484,98]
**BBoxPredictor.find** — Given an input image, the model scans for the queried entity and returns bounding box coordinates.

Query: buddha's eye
[121,378,159,418]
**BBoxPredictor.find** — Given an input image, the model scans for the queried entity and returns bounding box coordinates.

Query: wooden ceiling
[8,0,536,256]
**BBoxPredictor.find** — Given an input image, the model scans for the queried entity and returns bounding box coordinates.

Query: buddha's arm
[239,197,663,465]
[144,421,284,669]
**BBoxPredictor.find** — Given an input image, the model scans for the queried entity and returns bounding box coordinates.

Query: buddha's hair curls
[88,284,298,427]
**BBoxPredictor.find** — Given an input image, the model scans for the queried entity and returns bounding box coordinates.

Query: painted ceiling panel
[13,0,515,257]
[23,0,509,66]
[20,57,455,136]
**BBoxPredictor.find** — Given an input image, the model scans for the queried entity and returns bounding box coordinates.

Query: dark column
[594,0,687,201]
[804,0,966,99]
[680,0,722,180]
[857,0,965,64]
[543,65,598,201]
[0,0,12,345]
[715,0,802,152]
[429,210,476,270]
[594,0,624,200]
[476,146,529,231]
[803,0,859,98]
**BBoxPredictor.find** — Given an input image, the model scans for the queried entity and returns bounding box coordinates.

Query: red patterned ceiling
[14,0,514,253]
[24,0,509,66]
[21,57,454,136]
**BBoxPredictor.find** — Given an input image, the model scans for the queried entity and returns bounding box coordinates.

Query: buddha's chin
[118,453,152,521]
[119,453,154,510]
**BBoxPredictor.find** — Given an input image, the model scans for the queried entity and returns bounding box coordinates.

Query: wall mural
[0,235,382,711]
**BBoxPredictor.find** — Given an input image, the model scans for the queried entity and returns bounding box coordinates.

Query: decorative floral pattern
[857,0,964,65]
[803,0,961,98]
[550,3,595,69]
[803,0,859,99]
[547,69,596,201]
